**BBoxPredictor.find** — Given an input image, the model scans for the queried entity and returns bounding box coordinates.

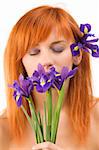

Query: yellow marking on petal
[40,79,45,86]
[74,46,79,51]
[16,95,20,102]
[47,79,51,83]
[93,49,97,52]
[55,73,61,77]
[84,26,88,34]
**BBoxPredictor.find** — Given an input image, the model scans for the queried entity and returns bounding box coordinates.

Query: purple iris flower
[36,74,54,93]
[48,67,62,90]
[31,64,46,83]
[31,64,54,93]
[11,81,23,107]
[70,43,80,56]
[31,64,78,92]
[47,66,78,90]
[10,74,33,107]
[61,66,78,80]
[70,23,99,57]
[53,66,78,90]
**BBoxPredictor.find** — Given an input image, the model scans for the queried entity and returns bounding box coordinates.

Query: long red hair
[4,5,94,143]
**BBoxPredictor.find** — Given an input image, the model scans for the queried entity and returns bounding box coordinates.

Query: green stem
[21,105,33,131]
[46,89,52,126]
[51,86,64,143]
[27,96,44,143]
[46,88,52,141]
[37,112,44,141]
[44,101,47,141]
[21,105,38,143]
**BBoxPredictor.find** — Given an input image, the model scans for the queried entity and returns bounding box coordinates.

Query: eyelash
[29,47,65,56]
[29,49,40,56]
[51,47,65,53]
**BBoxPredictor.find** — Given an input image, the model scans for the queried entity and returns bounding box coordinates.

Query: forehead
[22,23,74,54]
[35,27,72,47]
[39,28,66,44]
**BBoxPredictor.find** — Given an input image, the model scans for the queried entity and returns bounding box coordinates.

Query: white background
[0,0,99,112]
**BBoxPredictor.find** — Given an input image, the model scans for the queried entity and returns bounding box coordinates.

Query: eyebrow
[51,40,66,45]
[34,40,66,47]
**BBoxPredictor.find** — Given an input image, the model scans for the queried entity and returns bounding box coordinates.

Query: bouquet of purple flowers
[9,64,78,143]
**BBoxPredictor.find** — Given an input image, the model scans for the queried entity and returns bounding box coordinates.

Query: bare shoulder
[0,109,10,150]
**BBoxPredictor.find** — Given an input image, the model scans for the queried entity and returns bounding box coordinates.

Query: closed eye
[50,45,66,53]
[28,48,40,55]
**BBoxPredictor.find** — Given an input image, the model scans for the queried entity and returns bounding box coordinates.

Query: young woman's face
[22,29,74,77]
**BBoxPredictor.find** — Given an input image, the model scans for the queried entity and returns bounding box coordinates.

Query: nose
[40,50,54,71]
[43,63,53,71]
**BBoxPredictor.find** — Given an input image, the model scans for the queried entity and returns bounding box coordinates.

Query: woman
[0,5,99,150]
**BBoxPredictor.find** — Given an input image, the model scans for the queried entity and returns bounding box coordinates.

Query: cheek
[55,49,73,71]
[22,55,38,77]
[64,52,73,69]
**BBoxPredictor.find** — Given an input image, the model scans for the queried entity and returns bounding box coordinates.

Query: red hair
[4,5,95,144]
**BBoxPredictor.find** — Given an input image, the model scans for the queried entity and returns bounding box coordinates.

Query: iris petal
[16,96,22,107]
[80,24,91,34]
[70,23,99,58]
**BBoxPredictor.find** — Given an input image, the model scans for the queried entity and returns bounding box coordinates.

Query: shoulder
[0,108,7,119]
[0,109,10,149]
[0,109,8,134]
